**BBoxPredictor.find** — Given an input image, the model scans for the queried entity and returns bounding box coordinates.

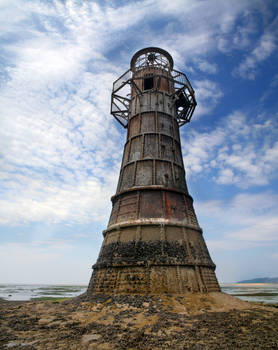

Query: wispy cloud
[0,177,116,225]
[196,191,278,247]
[195,60,218,74]
[0,0,277,228]
[233,16,278,79]
[183,111,278,188]
[193,79,223,118]
[0,1,130,226]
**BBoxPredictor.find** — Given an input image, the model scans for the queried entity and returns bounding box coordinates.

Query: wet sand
[1,292,278,349]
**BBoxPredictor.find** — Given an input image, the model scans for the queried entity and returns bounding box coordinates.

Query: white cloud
[0,177,115,225]
[206,239,262,252]
[183,111,278,187]
[182,128,225,173]
[233,18,278,79]
[0,1,126,226]
[193,190,278,282]
[195,60,218,74]
[0,0,277,228]
[192,79,223,118]
[217,168,236,184]
[260,73,278,103]
[229,217,278,242]
[153,0,272,67]
[0,63,123,226]
[196,191,278,246]
[217,8,258,53]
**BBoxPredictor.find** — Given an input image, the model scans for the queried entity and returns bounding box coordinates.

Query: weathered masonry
[87,47,220,295]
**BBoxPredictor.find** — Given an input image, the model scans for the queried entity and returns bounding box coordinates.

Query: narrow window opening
[161,144,165,157]
[164,173,169,186]
[144,76,154,90]
[157,76,161,89]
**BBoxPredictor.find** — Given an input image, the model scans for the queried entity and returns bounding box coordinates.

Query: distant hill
[237,277,278,283]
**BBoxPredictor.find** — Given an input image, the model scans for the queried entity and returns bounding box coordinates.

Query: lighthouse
[87,47,220,295]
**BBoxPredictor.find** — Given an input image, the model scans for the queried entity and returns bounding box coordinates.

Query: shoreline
[2,295,278,308]
[1,282,278,304]
[2,290,278,306]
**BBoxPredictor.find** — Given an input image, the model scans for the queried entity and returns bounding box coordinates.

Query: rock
[82,333,102,344]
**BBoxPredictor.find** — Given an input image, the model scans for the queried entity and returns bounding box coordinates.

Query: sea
[0,283,278,304]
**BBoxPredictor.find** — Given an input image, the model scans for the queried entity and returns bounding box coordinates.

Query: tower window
[144,76,154,90]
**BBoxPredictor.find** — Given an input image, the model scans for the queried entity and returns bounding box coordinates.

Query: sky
[0,0,278,285]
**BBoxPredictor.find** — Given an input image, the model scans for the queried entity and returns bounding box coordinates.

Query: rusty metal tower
[87,47,220,295]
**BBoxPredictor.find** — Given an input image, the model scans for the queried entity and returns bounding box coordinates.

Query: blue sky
[0,0,277,284]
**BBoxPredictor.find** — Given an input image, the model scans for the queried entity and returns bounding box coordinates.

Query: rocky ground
[0,292,278,350]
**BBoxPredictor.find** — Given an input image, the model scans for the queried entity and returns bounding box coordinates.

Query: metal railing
[111,68,196,128]
[113,69,132,93]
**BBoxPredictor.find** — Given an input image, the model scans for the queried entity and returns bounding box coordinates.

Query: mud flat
[1,292,278,349]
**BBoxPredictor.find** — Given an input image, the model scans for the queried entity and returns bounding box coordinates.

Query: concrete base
[87,223,220,296]
[87,265,219,295]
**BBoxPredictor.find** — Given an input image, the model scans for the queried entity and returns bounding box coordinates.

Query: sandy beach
[1,292,278,349]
